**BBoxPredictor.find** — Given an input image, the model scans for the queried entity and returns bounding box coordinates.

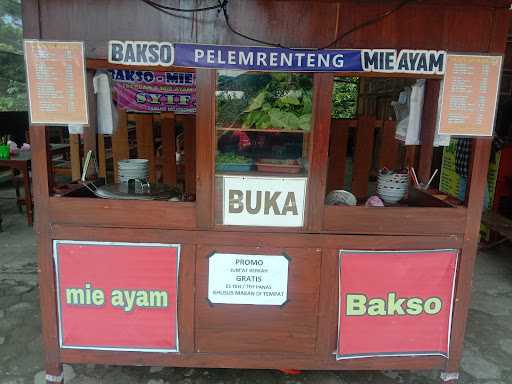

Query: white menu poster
[438,54,502,137]
[24,40,88,125]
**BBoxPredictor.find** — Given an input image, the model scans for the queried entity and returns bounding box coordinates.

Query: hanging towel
[393,79,425,146]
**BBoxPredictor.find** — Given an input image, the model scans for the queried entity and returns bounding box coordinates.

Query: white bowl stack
[117,159,149,184]
[377,170,409,204]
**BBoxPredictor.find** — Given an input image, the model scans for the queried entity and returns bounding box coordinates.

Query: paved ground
[1,183,512,384]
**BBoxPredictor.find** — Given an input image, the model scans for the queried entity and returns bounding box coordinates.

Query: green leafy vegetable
[244,91,266,112]
[298,114,312,132]
[240,73,313,131]
[216,152,252,164]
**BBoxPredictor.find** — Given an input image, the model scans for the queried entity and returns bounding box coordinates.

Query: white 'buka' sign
[222,175,307,227]
[208,253,289,306]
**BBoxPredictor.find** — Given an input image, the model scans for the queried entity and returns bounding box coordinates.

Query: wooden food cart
[21,1,510,383]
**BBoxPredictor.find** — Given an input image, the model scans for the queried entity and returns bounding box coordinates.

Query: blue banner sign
[108,41,446,75]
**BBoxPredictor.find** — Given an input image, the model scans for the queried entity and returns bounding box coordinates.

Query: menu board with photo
[24,40,88,125]
[438,54,502,137]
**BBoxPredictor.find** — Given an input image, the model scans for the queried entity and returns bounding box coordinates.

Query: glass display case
[214,70,313,226]
[215,70,313,177]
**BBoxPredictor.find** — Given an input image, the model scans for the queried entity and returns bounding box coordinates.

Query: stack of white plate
[117,159,149,184]
[377,171,409,204]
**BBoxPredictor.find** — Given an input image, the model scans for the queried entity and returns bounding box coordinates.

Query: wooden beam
[307,73,334,231]
[29,126,63,380]
[444,6,510,376]
[418,80,441,184]
[326,119,350,193]
[405,145,418,168]
[445,138,492,374]
[352,116,376,199]
[135,114,156,183]
[378,120,400,170]
[182,115,196,195]
[83,70,97,159]
[195,69,216,228]
[161,113,177,186]
[97,134,107,179]
[111,109,129,182]
[69,134,81,181]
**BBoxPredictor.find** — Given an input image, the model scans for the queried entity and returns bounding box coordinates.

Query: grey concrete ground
[1,183,511,384]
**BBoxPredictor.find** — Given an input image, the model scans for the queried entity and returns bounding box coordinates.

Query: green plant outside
[216,73,358,130]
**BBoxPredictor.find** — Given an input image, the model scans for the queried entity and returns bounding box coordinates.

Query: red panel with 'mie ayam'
[55,241,179,352]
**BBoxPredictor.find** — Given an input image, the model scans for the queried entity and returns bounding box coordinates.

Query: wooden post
[83,70,97,157]
[326,119,350,193]
[30,126,63,383]
[182,115,196,195]
[378,120,400,170]
[307,73,334,231]
[97,134,107,179]
[135,114,156,183]
[111,109,129,182]
[161,112,177,186]
[69,134,81,181]
[21,3,63,380]
[443,138,492,382]
[418,80,441,184]
[405,146,418,168]
[442,7,509,381]
[195,69,216,228]
[352,116,376,199]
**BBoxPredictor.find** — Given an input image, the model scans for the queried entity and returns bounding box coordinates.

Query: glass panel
[46,67,198,202]
[216,70,313,176]
[325,76,456,208]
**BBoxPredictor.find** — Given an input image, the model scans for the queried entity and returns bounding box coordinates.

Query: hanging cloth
[93,70,117,134]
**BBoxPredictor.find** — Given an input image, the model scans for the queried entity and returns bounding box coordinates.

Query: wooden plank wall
[161,113,177,186]
[378,120,400,170]
[326,120,350,193]
[33,1,509,58]
[326,118,402,197]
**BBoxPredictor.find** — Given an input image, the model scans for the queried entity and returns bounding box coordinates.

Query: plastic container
[216,163,253,173]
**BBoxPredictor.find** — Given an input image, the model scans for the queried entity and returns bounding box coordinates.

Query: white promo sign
[222,175,307,227]
[208,253,289,306]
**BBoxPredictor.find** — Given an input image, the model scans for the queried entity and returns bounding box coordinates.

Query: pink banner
[111,69,196,114]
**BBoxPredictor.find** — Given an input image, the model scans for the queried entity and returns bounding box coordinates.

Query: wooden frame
[22,1,509,383]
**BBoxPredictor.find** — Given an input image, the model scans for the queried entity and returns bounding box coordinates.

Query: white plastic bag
[393,80,426,145]
[93,70,117,134]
